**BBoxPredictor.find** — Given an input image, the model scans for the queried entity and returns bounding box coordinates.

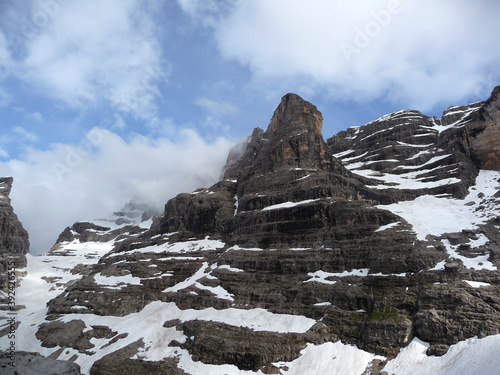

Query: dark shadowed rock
[0,351,81,375]
[467,86,500,169]
[0,177,29,293]
[90,339,187,375]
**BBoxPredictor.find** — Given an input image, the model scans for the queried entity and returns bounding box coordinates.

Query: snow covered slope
[328,104,483,198]
[7,238,500,375]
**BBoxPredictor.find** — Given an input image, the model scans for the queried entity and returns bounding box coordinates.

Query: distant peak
[267,93,323,135]
[0,177,13,197]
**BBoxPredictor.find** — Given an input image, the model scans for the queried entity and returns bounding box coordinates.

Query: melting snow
[441,239,496,271]
[296,174,311,181]
[278,342,384,375]
[378,195,479,239]
[4,260,317,375]
[397,142,434,148]
[163,262,211,293]
[158,256,204,261]
[305,270,337,284]
[234,194,239,215]
[305,269,407,282]
[378,170,500,241]
[93,272,142,289]
[345,155,461,191]
[263,199,320,211]
[430,260,446,271]
[384,336,500,375]
[341,151,368,162]
[108,237,225,257]
[406,150,432,160]
[463,280,491,288]
[394,154,451,170]
[425,106,481,134]
[332,149,355,158]
[375,221,401,232]
[162,262,237,301]
[4,156,500,374]
[227,245,264,252]
[217,264,244,273]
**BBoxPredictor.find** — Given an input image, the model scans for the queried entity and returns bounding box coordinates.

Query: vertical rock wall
[0,177,30,292]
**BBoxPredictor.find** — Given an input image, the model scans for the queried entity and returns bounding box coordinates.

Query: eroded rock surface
[0,351,82,375]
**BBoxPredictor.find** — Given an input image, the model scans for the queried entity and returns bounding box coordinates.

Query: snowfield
[6,235,500,375]
[377,170,500,240]
[377,170,500,271]
[384,336,500,375]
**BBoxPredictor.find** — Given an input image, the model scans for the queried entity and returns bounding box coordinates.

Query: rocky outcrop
[157,94,401,250]
[327,108,480,199]
[327,86,500,200]
[415,282,500,349]
[180,320,309,372]
[90,341,187,375]
[0,177,29,293]
[0,351,82,375]
[466,86,500,169]
[54,200,159,246]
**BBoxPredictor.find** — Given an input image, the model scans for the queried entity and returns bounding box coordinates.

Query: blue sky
[1,0,499,254]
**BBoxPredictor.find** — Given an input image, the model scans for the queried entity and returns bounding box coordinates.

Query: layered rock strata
[7,88,500,374]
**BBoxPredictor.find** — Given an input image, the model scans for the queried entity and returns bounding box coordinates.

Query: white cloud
[31,112,43,122]
[180,0,500,111]
[0,87,11,108]
[0,30,12,79]
[111,113,127,130]
[13,126,39,143]
[0,128,235,255]
[1,0,168,118]
[13,107,44,122]
[177,0,237,27]
[0,128,233,253]
[195,97,239,116]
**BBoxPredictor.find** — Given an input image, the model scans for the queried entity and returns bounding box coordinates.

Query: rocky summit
[2,88,500,374]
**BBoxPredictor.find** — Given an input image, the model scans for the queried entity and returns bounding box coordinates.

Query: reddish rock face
[268,93,323,135]
[467,86,500,170]
[255,93,335,173]
[223,93,341,180]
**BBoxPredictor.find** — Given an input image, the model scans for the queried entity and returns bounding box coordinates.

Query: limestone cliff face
[0,177,29,292]
[467,86,500,169]
[327,86,500,200]
[268,93,323,135]
[327,108,480,199]
[158,94,410,257]
[224,93,341,178]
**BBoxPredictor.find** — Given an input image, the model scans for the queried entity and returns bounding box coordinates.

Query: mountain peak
[223,93,334,181]
[267,93,323,135]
